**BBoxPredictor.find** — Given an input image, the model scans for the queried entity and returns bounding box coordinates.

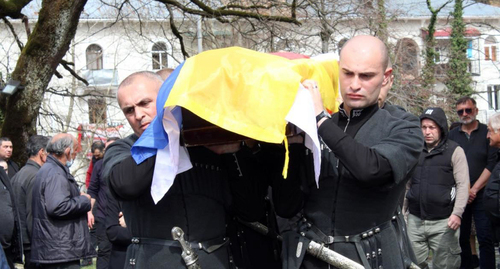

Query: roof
[387,0,500,18]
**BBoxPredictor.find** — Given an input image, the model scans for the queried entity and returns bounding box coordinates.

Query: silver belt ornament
[239,220,364,269]
[172,227,202,269]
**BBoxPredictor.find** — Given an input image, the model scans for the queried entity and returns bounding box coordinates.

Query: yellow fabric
[165,46,339,144]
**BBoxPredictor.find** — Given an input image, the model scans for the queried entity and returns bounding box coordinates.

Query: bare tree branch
[154,0,301,25]
[0,0,32,19]
[165,4,190,59]
[2,17,24,50]
[60,60,89,86]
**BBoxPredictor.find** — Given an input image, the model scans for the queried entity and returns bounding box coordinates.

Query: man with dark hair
[406,107,469,269]
[275,35,423,268]
[0,161,22,268]
[448,96,497,269]
[31,133,96,268]
[0,138,19,178]
[11,135,50,269]
[85,141,105,189]
[87,138,117,269]
[83,140,106,266]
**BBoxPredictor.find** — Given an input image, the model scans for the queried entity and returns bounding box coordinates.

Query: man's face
[93,148,104,160]
[340,49,391,112]
[0,141,13,160]
[117,78,161,137]
[421,119,441,148]
[456,100,478,125]
[487,124,500,148]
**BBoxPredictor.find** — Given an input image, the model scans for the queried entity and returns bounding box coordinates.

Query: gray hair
[46,135,74,156]
[489,112,500,133]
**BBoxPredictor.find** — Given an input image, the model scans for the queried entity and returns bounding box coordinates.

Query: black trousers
[23,246,37,269]
[95,218,111,269]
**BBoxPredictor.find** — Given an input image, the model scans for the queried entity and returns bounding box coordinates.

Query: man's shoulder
[106,135,137,153]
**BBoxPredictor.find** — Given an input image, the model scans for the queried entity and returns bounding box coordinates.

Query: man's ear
[64,147,71,156]
[382,68,393,86]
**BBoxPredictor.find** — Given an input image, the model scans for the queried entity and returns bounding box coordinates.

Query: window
[395,38,419,76]
[88,99,107,124]
[86,44,103,70]
[488,85,500,110]
[152,42,168,70]
[485,36,497,61]
[467,40,473,59]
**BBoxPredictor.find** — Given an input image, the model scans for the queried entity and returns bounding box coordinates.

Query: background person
[11,135,50,269]
[448,97,497,269]
[31,133,96,268]
[406,107,469,268]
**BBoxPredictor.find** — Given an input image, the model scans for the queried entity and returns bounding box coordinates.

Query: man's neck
[426,140,440,152]
[30,156,43,166]
[461,120,478,134]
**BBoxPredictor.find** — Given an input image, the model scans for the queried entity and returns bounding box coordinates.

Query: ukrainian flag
[131,46,339,203]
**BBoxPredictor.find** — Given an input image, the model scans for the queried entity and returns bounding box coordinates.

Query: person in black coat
[11,135,50,269]
[274,36,423,269]
[105,187,131,269]
[0,165,22,268]
[31,133,96,268]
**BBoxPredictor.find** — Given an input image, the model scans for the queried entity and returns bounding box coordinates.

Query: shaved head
[338,35,393,113]
[340,35,389,71]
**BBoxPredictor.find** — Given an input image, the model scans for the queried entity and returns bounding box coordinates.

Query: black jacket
[87,159,107,220]
[7,160,19,179]
[105,187,131,269]
[274,105,423,269]
[0,167,22,263]
[31,155,96,263]
[105,135,232,269]
[407,107,459,220]
[11,160,41,248]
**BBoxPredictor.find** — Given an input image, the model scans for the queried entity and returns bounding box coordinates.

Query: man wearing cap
[406,107,469,269]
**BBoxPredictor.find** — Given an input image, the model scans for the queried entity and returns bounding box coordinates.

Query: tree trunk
[1,0,87,164]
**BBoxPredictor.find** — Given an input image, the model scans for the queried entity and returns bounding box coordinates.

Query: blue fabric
[131,62,185,164]
[0,247,9,269]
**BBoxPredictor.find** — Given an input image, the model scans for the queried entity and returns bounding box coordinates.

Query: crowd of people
[1,35,500,269]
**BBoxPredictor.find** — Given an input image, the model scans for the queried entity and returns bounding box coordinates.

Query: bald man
[31,133,96,268]
[275,36,423,268]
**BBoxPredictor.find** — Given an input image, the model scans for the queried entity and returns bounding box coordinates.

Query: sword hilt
[171,226,201,269]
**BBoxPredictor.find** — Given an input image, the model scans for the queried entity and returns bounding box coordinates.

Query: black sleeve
[26,176,36,237]
[318,119,393,186]
[486,144,498,173]
[105,188,132,246]
[87,161,102,199]
[109,155,155,200]
[271,143,306,218]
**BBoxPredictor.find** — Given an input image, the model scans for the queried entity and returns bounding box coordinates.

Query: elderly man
[31,133,95,268]
[274,35,423,269]
[11,135,50,269]
[104,71,232,268]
